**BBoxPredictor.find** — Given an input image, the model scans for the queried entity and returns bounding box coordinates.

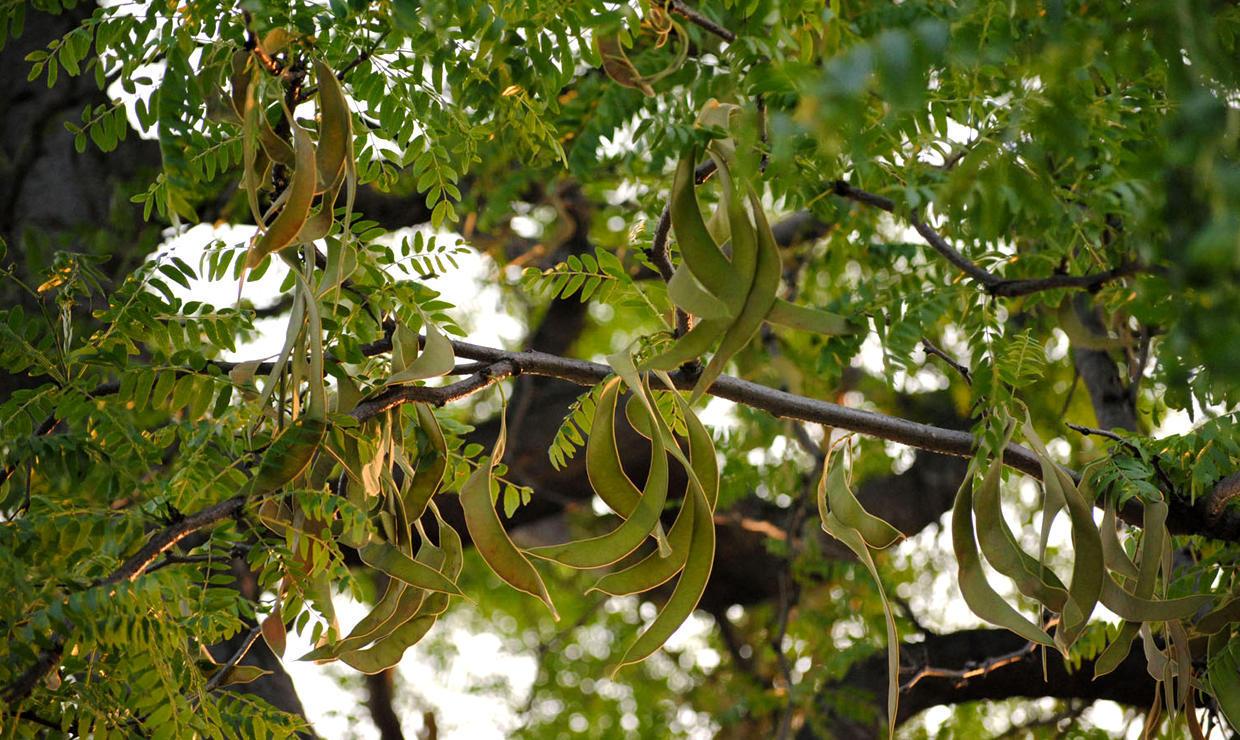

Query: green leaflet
[821,511,901,740]
[819,454,903,550]
[951,464,1055,647]
[358,542,465,598]
[1207,631,1240,731]
[386,316,455,385]
[971,450,1069,612]
[460,406,558,619]
[247,417,327,495]
[530,379,670,568]
[766,299,859,337]
[689,187,781,401]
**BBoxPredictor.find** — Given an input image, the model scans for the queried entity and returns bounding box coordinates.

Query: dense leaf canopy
[1,0,1239,737]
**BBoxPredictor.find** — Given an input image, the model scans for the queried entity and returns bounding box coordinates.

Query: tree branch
[830,181,1143,297]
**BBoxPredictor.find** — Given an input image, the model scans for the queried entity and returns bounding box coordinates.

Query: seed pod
[313,60,351,194]
[951,461,1055,647]
[460,409,558,619]
[528,383,669,569]
[247,117,317,269]
[595,34,655,96]
[689,187,781,400]
[359,541,465,597]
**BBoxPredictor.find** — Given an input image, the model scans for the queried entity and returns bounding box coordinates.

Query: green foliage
[2,0,1239,737]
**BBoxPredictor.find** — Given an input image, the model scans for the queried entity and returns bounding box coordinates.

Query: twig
[830,181,1143,298]
[668,1,736,43]
[202,623,264,694]
[901,640,1040,691]
[920,337,971,384]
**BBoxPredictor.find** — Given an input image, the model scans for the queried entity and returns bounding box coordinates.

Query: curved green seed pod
[589,382,716,596]
[643,317,730,372]
[951,464,1055,647]
[460,412,558,619]
[1196,595,1240,635]
[247,117,317,269]
[340,608,438,674]
[819,454,904,550]
[612,464,714,672]
[585,378,642,515]
[528,406,669,569]
[1207,631,1240,730]
[709,152,756,287]
[300,542,443,662]
[971,453,1069,612]
[400,404,448,525]
[248,417,327,495]
[1023,423,1103,646]
[667,263,732,319]
[1100,576,1213,622]
[690,187,781,401]
[595,34,655,96]
[1100,495,1139,581]
[385,317,455,385]
[313,60,351,195]
[766,299,859,336]
[820,510,901,740]
[670,148,745,311]
[359,542,465,597]
[229,49,251,121]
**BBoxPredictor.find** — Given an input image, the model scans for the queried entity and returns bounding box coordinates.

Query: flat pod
[589,374,718,594]
[585,378,643,516]
[460,410,558,619]
[951,464,1055,647]
[819,455,903,550]
[529,385,670,569]
[400,404,448,525]
[247,117,318,269]
[612,458,714,671]
[313,60,351,194]
[970,454,1069,612]
[689,187,781,401]
[359,542,465,598]
[248,417,327,495]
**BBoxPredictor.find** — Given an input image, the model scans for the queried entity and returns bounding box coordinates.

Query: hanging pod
[247,115,318,268]
[460,401,559,619]
[951,456,1056,647]
[817,450,903,740]
[528,378,670,568]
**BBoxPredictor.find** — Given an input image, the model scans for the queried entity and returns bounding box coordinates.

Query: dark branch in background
[668,1,737,43]
[830,181,1144,297]
[807,626,1157,739]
